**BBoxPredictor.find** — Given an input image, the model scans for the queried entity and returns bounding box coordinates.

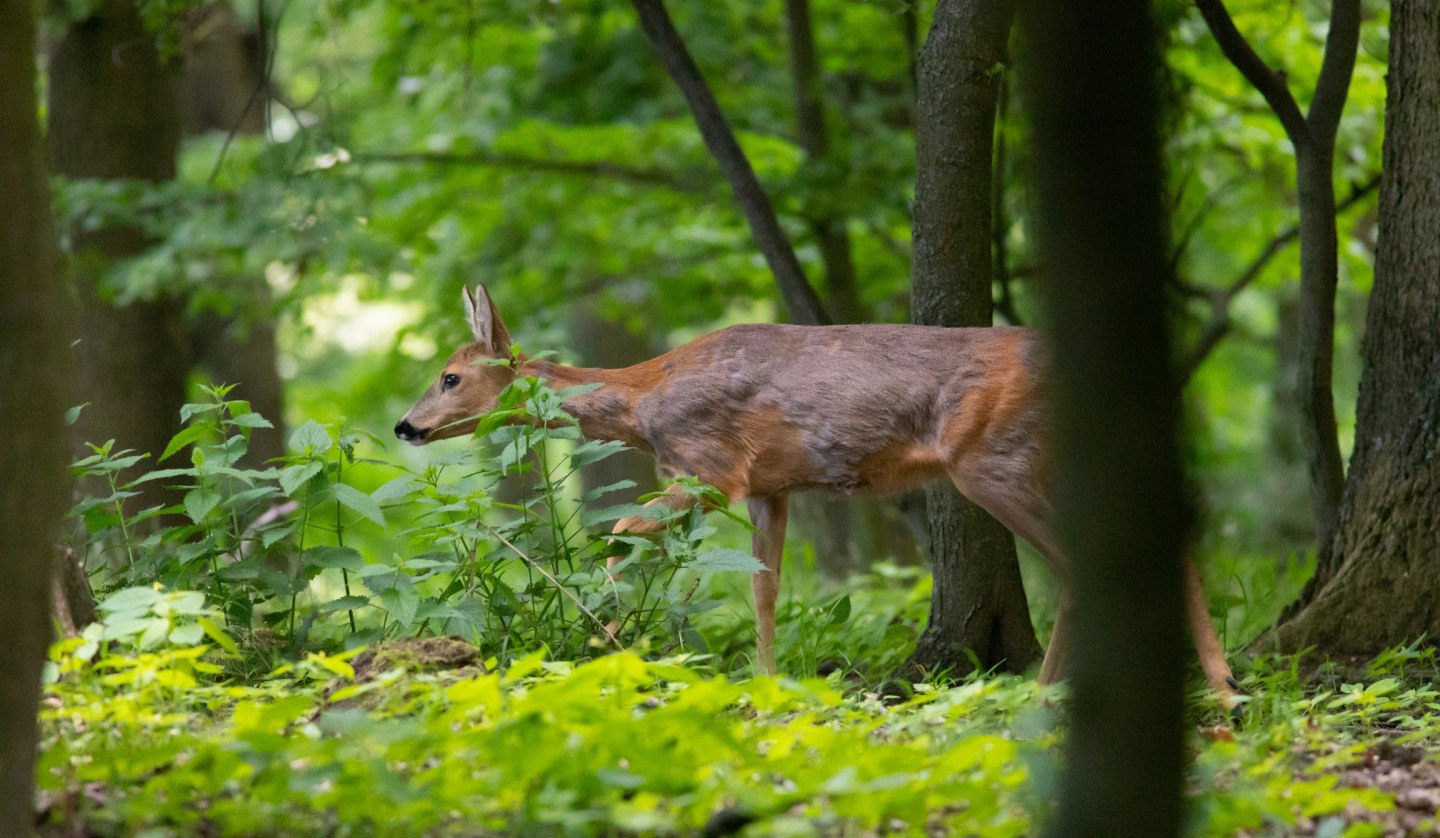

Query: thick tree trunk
[49,0,187,504]
[1022,0,1189,835]
[905,0,1040,677]
[191,306,288,464]
[1272,0,1440,655]
[0,1,73,831]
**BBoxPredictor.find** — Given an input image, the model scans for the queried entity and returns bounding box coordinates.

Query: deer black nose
[394,420,422,440]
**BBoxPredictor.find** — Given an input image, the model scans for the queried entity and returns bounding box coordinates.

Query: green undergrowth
[49,383,1440,836]
[36,616,1440,837]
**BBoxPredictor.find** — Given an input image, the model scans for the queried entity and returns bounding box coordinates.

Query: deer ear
[463,284,512,354]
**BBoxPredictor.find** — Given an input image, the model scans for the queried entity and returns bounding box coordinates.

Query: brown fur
[397,286,1236,701]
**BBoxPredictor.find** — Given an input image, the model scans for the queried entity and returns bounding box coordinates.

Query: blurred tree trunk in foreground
[1021,0,1190,835]
[906,0,1041,678]
[1272,0,1440,657]
[0,0,73,831]
[48,0,188,505]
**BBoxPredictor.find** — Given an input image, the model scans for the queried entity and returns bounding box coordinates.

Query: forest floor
[33,634,1440,837]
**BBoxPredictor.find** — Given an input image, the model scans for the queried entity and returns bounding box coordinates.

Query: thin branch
[1179,172,1380,383]
[1194,0,1309,145]
[1307,0,1362,145]
[630,0,830,325]
[352,149,708,193]
[486,525,620,647]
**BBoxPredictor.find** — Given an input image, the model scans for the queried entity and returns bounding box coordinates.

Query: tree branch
[631,0,830,325]
[1178,172,1380,383]
[1194,0,1309,146]
[1307,0,1362,145]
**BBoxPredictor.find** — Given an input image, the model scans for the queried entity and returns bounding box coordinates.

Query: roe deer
[395,285,1237,700]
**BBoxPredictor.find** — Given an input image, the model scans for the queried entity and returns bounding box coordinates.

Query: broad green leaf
[279,460,324,495]
[377,582,420,627]
[230,411,274,429]
[98,586,162,613]
[168,622,205,646]
[691,549,766,575]
[160,423,211,462]
[333,483,385,526]
[289,420,332,455]
[184,487,223,523]
[319,595,370,613]
[304,545,364,572]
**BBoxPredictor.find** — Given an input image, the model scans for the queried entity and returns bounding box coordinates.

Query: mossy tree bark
[1271,0,1440,656]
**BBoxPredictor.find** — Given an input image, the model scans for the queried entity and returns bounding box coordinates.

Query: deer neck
[522,359,653,453]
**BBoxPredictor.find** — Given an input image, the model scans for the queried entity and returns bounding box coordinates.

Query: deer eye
[441,373,460,391]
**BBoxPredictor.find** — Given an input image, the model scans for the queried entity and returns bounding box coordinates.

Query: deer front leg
[747,495,789,676]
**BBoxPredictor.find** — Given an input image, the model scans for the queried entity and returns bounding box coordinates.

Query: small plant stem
[335,454,357,633]
[486,525,619,647]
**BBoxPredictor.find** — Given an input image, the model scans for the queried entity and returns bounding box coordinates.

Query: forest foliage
[25,0,1440,835]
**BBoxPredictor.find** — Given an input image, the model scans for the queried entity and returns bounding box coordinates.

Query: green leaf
[168,622,205,646]
[197,616,238,653]
[279,460,325,495]
[184,487,223,523]
[377,582,420,627]
[334,483,385,526]
[304,545,364,572]
[160,423,211,462]
[98,586,162,613]
[319,595,370,613]
[126,467,196,486]
[230,411,274,429]
[691,549,766,575]
[64,402,89,426]
[569,439,629,469]
[289,420,332,455]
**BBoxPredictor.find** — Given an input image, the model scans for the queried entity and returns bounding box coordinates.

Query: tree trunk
[191,306,288,465]
[783,0,862,324]
[179,3,287,466]
[1272,0,1440,656]
[1195,0,1360,557]
[905,0,1040,677]
[571,308,660,502]
[49,0,188,505]
[0,0,73,830]
[1022,0,1189,834]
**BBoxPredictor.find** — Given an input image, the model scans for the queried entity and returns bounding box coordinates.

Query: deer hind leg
[1184,557,1240,705]
[947,455,1238,702]
[746,495,789,676]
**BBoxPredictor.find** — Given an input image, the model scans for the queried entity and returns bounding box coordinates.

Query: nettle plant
[69,378,761,667]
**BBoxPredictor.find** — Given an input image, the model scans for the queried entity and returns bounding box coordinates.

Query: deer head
[394,285,516,445]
